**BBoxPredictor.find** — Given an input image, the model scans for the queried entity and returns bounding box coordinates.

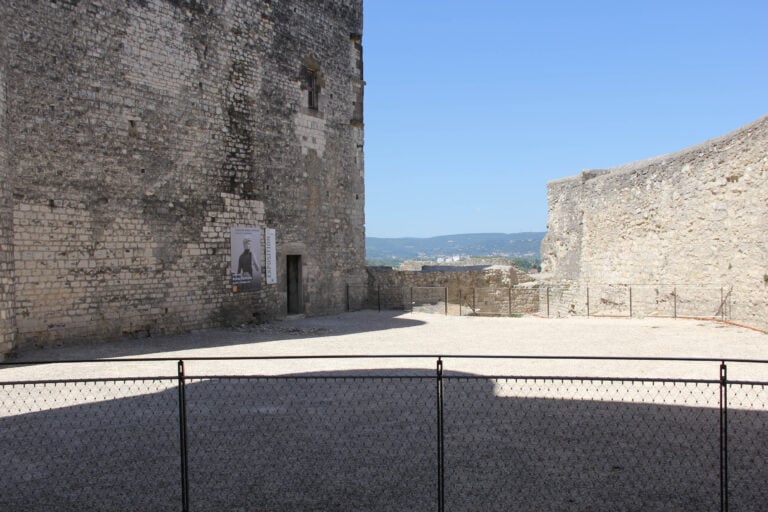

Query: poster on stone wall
[230,227,262,293]
[265,228,277,285]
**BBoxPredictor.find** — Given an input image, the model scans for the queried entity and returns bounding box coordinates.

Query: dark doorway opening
[287,255,303,314]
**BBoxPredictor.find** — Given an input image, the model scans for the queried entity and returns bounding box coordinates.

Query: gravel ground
[1,312,767,511]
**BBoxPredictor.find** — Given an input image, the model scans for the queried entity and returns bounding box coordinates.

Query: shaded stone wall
[542,115,768,331]
[0,66,16,357]
[0,0,365,352]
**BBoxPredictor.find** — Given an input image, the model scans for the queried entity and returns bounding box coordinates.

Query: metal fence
[1,356,766,511]
[358,285,542,316]
[357,283,734,321]
[581,284,732,320]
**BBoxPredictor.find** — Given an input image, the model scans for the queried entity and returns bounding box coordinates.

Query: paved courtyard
[1,310,766,381]
[1,312,766,511]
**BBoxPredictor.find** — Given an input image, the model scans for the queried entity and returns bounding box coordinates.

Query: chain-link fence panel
[366,283,736,324]
[674,285,731,319]
[627,285,674,318]
[585,285,732,320]
[443,377,721,512]
[410,286,449,315]
[510,286,540,316]
[2,359,766,512]
[588,284,631,317]
[539,284,579,318]
[456,287,540,317]
[537,284,733,321]
[0,378,180,511]
[184,374,437,512]
[727,382,768,512]
[375,286,409,311]
[464,287,505,316]
[345,283,368,311]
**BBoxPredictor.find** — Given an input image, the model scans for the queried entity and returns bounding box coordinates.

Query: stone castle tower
[0,0,365,356]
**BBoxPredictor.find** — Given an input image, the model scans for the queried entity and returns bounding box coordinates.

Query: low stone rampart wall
[366,266,539,315]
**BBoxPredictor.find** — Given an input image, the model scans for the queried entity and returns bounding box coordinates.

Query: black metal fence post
[436,357,445,512]
[547,286,550,318]
[177,360,190,512]
[721,287,725,321]
[674,286,677,319]
[719,361,729,512]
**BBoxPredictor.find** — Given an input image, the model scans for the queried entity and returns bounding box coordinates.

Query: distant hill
[366,232,546,262]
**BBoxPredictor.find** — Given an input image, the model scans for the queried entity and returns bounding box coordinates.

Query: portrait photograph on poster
[230,227,262,292]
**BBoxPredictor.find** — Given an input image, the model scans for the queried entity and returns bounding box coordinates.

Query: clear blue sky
[362,0,767,238]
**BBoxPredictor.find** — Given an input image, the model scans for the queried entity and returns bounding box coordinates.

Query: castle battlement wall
[0,0,365,353]
[542,115,768,331]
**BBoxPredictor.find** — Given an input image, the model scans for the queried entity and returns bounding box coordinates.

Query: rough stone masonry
[0,0,366,357]
[542,115,768,332]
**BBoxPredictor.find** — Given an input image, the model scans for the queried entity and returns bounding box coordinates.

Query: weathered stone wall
[0,0,365,352]
[542,115,768,331]
[0,65,16,358]
[366,266,538,315]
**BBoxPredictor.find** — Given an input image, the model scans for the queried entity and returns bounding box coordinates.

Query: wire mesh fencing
[459,286,540,317]
[345,283,369,312]
[443,377,722,511]
[1,357,766,511]
[366,285,544,317]
[361,282,735,322]
[584,284,732,319]
[725,381,768,510]
[0,377,181,511]
[410,286,450,315]
[184,373,437,512]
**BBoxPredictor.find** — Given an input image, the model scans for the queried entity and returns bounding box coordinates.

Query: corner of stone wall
[540,175,585,281]
[0,66,17,359]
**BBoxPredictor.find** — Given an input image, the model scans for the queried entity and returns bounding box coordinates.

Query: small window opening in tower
[305,67,319,110]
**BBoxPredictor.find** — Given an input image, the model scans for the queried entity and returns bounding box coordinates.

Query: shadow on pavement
[1,367,766,511]
[4,310,426,364]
